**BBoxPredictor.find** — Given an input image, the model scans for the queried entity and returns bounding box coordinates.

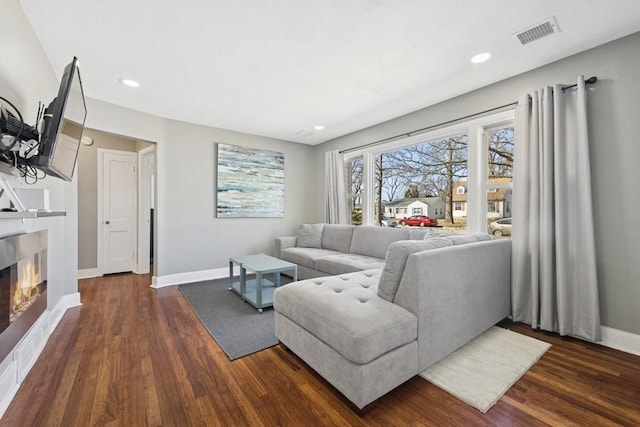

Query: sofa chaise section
[273,237,511,409]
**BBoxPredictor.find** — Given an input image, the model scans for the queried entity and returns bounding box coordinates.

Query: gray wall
[315,32,640,335]
[157,119,316,276]
[76,129,139,270]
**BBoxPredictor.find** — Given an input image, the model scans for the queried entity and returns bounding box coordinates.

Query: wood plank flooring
[1,272,639,426]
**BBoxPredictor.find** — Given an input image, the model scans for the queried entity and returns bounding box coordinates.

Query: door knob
[105,220,110,224]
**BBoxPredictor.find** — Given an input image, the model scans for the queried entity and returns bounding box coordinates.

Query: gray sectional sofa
[273,225,511,409]
[274,224,435,280]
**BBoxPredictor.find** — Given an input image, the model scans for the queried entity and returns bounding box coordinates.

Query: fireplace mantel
[0,211,65,219]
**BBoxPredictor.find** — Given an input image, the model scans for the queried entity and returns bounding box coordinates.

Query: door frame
[97,148,138,276]
[136,145,155,274]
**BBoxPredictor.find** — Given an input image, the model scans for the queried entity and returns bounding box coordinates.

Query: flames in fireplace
[0,230,48,362]
[10,257,46,323]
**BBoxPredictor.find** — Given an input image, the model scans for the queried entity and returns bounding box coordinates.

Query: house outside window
[412,207,423,214]
[343,110,514,233]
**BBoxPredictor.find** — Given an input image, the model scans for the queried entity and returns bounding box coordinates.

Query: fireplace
[0,230,47,362]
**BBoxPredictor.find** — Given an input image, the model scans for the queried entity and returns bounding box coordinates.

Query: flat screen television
[33,57,87,181]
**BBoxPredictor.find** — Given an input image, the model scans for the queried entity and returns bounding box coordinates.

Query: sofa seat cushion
[280,247,342,270]
[273,270,417,365]
[315,253,385,276]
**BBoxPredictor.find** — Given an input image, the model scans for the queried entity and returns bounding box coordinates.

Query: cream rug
[420,326,551,413]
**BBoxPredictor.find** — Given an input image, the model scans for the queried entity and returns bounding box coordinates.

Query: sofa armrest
[274,236,298,258]
[394,239,511,370]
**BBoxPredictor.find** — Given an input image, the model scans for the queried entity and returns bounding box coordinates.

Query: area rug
[179,277,284,360]
[420,326,551,413]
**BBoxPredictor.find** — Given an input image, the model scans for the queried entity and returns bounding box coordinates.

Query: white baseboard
[151,266,239,288]
[78,268,101,279]
[600,326,640,356]
[49,292,82,333]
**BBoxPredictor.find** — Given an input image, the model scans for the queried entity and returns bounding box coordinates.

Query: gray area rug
[420,326,551,413]
[179,277,282,360]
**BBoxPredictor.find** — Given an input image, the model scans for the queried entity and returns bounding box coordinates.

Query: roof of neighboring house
[452,178,512,202]
[384,197,443,208]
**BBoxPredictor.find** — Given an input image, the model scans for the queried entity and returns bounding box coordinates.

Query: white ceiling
[19,0,640,145]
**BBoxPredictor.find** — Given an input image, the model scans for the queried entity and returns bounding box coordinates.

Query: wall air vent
[514,17,559,45]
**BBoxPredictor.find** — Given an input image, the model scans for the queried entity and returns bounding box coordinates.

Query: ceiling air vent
[514,17,559,45]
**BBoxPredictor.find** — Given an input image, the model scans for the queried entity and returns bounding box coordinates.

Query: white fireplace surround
[0,230,82,418]
[0,291,81,417]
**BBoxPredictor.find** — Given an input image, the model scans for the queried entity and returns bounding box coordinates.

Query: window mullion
[362,152,376,226]
[466,124,486,233]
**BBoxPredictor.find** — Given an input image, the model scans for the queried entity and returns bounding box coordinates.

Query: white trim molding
[49,293,82,333]
[0,362,18,419]
[599,326,640,356]
[78,268,101,279]
[151,266,239,289]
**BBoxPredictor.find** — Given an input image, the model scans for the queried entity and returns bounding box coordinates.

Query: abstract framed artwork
[215,143,284,218]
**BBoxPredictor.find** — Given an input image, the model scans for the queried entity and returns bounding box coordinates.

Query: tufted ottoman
[273,269,418,409]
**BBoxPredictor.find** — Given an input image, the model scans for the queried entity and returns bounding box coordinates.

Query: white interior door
[100,149,137,275]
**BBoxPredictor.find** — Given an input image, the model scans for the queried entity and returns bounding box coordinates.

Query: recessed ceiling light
[119,78,140,88]
[314,125,325,131]
[470,52,491,64]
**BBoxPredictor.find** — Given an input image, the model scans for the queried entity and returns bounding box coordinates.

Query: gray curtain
[512,76,601,342]
[324,150,348,224]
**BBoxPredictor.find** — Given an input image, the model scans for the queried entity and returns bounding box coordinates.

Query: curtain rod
[339,76,598,155]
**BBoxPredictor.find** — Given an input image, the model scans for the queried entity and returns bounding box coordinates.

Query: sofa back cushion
[440,233,495,245]
[377,238,453,302]
[297,223,324,248]
[350,226,411,259]
[409,229,436,240]
[321,224,355,253]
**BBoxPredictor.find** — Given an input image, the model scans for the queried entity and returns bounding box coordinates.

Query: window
[371,134,468,228]
[343,110,514,233]
[486,125,514,238]
[347,157,363,225]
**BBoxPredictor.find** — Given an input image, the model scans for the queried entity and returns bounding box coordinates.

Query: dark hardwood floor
[1,272,639,426]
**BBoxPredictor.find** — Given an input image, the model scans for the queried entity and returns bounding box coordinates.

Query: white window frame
[343,110,515,230]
